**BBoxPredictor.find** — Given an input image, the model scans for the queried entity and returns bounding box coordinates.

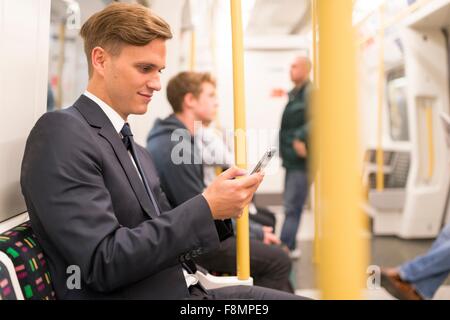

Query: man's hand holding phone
[203,166,264,220]
[202,148,276,220]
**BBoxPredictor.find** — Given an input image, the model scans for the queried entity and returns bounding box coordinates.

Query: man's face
[191,82,218,125]
[102,38,166,119]
[290,57,309,85]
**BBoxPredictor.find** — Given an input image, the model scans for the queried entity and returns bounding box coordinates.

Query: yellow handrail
[383,0,434,30]
[230,0,250,280]
[356,0,435,41]
[354,9,377,29]
[376,5,385,192]
[425,103,435,179]
[316,0,367,299]
[189,30,196,71]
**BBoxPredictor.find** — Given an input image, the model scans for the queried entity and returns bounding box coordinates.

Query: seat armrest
[195,269,253,290]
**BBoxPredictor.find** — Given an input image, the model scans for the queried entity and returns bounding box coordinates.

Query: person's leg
[249,241,293,292]
[429,223,450,250]
[194,237,293,292]
[399,224,450,298]
[280,170,309,250]
[207,285,309,300]
[406,271,449,299]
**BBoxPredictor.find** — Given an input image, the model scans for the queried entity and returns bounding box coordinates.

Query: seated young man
[20,3,304,300]
[147,71,294,293]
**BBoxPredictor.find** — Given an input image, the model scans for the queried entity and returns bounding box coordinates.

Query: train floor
[268,206,450,300]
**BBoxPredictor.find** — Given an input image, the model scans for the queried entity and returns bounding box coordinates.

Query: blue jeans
[399,223,450,299]
[280,169,309,250]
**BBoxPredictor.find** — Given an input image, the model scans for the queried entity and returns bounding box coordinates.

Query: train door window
[386,67,410,141]
[48,1,84,112]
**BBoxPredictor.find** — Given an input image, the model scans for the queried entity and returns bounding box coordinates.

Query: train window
[386,67,410,141]
[47,1,84,112]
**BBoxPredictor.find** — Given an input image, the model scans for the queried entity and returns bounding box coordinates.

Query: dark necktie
[122,124,198,276]
[121,123,161,216]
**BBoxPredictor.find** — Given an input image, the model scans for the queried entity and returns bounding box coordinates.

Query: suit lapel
[74,95,157,219]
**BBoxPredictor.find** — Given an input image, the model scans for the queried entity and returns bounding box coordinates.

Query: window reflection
[387,68,409,141]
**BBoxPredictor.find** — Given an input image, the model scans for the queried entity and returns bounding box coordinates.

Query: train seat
[0,221,250,299]
[0,222,55,300]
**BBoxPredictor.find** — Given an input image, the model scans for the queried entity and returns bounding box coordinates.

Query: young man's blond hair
[80,2,172,77]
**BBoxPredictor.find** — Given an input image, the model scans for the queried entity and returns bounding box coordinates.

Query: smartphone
[250,147,277,175]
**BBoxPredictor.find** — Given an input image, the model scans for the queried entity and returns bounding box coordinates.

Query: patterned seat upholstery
[0,255,19,300]
[0,222,55,300]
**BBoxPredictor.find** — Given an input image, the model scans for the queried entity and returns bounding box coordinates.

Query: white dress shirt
[83,91,143,180]
[82,91,198,289]
[195,126,234,186]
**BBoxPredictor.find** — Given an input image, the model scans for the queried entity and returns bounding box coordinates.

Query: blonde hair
[166,72,216,113]
[80,2,172,77]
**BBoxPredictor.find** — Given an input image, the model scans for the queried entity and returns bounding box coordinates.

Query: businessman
[20,3,303,299]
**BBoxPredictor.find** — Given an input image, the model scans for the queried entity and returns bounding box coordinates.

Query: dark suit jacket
[20,95,232,299]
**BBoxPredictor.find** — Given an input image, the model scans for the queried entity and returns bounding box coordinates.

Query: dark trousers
[194,237,293,292]
[280,169,309,250]
[188,284,308,300]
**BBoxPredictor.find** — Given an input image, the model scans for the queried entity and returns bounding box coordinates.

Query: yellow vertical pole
[230,0,250,280]
[316,0,367,299]
[311,0,321,265]
[376,6,385,191]
[425,102,435,179]
[189,30,197,71]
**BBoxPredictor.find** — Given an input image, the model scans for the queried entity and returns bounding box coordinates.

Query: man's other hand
[293,139,307,158]
[202,166,264,220]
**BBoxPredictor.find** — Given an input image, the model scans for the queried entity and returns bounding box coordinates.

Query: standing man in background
[279,56,313,259]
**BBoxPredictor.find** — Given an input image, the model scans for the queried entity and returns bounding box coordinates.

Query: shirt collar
[83,90,126,134]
